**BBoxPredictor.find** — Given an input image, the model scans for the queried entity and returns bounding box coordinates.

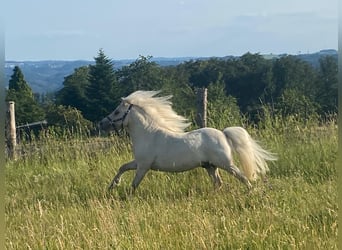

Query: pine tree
[84,49,118,122]
[8,66,33,97]
[6,66,45,124]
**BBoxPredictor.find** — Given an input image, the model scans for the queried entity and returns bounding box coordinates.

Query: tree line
[6,49,337,134]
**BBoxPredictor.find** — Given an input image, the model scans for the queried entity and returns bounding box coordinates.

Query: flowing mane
[123,90,191,133]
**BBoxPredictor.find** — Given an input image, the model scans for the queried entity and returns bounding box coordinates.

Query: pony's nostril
[98,121,105,130]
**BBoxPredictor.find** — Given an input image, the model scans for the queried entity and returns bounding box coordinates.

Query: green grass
[6,122,337,249]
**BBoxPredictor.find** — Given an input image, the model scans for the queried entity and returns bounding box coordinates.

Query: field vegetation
[5,112,337,249]
[5,49,338,249]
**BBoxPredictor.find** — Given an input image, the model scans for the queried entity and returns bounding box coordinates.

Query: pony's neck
[126,108,156,147]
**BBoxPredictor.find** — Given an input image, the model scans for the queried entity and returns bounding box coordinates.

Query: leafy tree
[160,66,196,119]
[316,56,338,115]
[226,53,274,119]
[117,55,163,97]
[187,59,225,88]
[84,49,118,122]
[275,88,319,120]
[206,75,242,128]
[6,66,45,125]
[56,66,90,112]
[45,104,93,134]
[37,92,57,106]
[271,56,320,119]
[272,56,318,99]
[117,55,196,121]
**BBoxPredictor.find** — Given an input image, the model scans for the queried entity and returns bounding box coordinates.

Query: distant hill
[5,50,337,94]
[5,60,94,94]
[295,49,337,67]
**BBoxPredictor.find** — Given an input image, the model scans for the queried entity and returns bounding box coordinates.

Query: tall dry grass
[6,113,337,249]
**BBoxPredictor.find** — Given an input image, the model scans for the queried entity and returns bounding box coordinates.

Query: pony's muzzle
[98,119,111,131]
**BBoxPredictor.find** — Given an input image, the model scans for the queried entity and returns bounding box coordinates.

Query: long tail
[223,127,277,181]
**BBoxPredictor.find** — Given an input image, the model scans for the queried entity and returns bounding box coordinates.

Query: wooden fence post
[196,88,207,128]
[6,101,17,160]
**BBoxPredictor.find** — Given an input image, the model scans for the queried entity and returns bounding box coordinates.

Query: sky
[3,0,338,61]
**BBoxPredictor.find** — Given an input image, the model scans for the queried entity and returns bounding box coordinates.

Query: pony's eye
[114,110,120,115]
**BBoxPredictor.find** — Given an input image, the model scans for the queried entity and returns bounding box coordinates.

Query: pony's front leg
[131,166,150,192]
[108,160,137,190]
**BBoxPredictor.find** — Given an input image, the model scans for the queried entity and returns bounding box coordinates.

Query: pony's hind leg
[108,160,137,190]
[224,164,252,189]
[203,163,223,189]
[211,152,252,189]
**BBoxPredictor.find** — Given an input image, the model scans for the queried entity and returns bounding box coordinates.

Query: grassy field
[5,119,337,249]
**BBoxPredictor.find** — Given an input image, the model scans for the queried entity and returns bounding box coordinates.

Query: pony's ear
[121,98,131,105]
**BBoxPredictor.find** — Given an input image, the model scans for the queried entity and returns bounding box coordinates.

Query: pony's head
[99,90,191,133]
[98,99,133,132]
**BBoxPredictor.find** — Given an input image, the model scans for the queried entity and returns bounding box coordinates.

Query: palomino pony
[99,90,277,192]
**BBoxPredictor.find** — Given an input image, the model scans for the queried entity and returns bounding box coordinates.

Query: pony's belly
[149,135,208,172]
[151,159,200,172]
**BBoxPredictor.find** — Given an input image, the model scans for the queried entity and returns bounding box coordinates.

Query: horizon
[4,48,338,63]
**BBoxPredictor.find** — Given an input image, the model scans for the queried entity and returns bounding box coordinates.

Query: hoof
[108,180,119,190]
